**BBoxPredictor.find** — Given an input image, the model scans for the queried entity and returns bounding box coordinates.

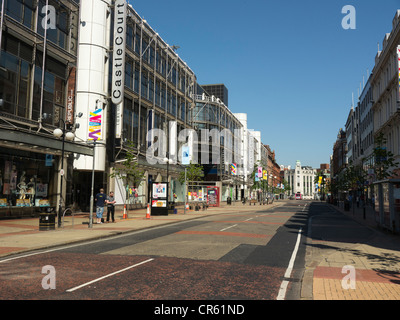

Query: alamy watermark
[341,265,356,290]
[42,5,57,30]
[41,265,56,290]
[342,5,356,30]
[145,122,254,170]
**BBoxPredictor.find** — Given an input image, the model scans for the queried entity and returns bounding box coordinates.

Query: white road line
[66,258,154,293]
[220,224,237,232]
[244,218,253,221]
[276,228,302,300]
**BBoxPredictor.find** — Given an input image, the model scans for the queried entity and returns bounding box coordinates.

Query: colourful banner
[258,166,262,178]
[231,163,237,175]
[88,108,102,141]
[263,170,268,180]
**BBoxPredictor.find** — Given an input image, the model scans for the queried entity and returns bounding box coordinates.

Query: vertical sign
[66,67,76,124]
[111,0,127,105]
[88,108,102,141]
[397,46,400,101]
[258,167,263,179]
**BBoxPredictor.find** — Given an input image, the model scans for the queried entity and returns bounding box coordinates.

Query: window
[37,0,70,50]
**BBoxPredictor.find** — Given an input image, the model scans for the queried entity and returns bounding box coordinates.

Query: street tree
[109,141,144,208]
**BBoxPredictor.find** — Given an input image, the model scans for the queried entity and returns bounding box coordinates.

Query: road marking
[176,230,271,239]
[244,218,253,221]
[277,228,302,300]
[220,224,237,232]
[66,258,154,292]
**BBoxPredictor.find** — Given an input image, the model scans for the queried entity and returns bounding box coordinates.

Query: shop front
[373,179,400,233]
[0,128,94,219]
[0,146,57,218]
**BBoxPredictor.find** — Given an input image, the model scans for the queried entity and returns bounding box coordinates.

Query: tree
[281,179,291,196]
[178,162,204,186]
[372,133,399,181]
[109,141,144,207]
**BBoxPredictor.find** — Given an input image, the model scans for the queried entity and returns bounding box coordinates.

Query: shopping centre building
[0,0,93,218]
[0,0,273,217]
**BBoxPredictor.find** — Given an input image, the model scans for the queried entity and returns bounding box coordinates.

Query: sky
[128,0,400,168]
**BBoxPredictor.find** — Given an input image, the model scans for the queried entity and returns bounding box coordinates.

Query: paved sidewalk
[0,200,282,258]
[303,202,400,300]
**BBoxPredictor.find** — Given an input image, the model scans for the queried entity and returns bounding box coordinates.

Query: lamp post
[53,120,75,227]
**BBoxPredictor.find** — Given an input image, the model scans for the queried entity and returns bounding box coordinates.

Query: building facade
[284,160,316,199]
[0,0,93,218]
[192,85,243,201]
[73,0,197,210]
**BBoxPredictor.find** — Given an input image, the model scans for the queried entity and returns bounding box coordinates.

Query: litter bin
[227,197,232,205]
[39,210,56,231]
[344,200,350,211]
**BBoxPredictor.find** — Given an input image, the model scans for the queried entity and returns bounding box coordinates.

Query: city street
[1,199,400,314]
[0,201,309,301]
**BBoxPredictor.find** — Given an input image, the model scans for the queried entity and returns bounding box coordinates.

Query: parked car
[295,192,302,200]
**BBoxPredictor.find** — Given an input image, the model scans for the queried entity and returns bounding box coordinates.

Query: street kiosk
[151,182,169,216]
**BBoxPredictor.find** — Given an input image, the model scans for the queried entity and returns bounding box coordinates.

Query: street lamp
[53,120,75,227]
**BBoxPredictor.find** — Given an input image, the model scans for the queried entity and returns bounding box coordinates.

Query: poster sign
[207,186,219,207]
[152,183,167,199]
[263,170,268,180]
[152,200,166,208]
[151,182,168,215]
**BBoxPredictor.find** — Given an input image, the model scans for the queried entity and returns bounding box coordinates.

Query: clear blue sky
[128,0,400,168]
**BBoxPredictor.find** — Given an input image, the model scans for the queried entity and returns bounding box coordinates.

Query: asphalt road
[0,201,314,304]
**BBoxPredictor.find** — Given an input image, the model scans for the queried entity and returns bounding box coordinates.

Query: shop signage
[66,67,76,124]
[111,0,127,105]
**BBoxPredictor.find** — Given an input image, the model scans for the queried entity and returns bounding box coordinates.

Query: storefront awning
[0,128,94,156]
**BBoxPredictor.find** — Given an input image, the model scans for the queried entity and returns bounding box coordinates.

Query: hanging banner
[231,163,237,175]
[258,167,263,179]
[88,108,102,141]
[263,170,268,180]
[182,145,190,165]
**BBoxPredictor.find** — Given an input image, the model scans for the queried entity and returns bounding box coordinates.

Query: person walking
[106,191,116,223]
[95,188,107,224]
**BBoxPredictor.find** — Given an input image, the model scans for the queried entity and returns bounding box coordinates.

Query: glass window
[125,59,133,90]
[0,148,56,209]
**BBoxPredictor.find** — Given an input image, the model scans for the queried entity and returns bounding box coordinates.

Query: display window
[0,148,55,209]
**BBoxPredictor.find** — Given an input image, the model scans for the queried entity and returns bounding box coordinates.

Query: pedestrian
[95,188,107,224]
[106,191,116,223]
